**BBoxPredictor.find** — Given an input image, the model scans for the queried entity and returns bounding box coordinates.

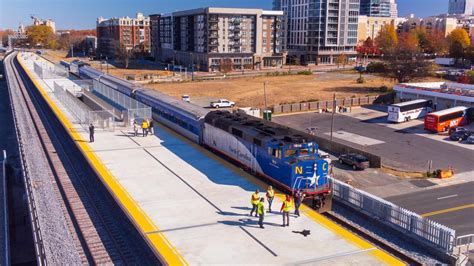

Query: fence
[92,79,151,127]
[1,150,9,266]
[33,61,68,79]
[332,179,456,253]
[53,81,115,131]
[271,95,380,114]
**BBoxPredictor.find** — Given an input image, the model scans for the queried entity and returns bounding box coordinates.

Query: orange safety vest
[283,200,291,212]
[251,193,260,205]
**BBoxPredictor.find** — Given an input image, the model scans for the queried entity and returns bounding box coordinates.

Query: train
[68,61,332,211]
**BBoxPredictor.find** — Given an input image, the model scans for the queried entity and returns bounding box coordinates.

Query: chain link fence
[332,179,456,253]
[33,61,68,79]
[92,79,151,128]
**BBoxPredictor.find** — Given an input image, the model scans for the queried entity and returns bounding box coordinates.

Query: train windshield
[284,147,316,158]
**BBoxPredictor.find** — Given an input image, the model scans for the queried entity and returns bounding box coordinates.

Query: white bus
[387,99,432,123]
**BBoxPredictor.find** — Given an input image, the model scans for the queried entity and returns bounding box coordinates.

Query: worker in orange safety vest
[250,189,260,217]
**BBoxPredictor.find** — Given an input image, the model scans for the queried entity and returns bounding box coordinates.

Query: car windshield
[354,155,368,162]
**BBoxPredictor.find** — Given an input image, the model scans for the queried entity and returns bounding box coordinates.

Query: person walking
[250,189,260,217]
[133,120,139,137]
[148,119,154,135]
[294,190,303,217]
[280,195,292,227]
[89,123,95,143]
[257,198,265,229]
[141,119,149,137]
[266,186,275,213]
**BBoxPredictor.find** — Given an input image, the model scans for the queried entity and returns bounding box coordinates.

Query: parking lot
[274,105,474,234]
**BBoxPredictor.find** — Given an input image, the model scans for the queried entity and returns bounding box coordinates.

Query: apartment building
[96,13,150,58]
[401,16,459,36]
[360,0,391,17]
[389,0,398,18]
[449,0,474,15]
[275,0,360,65]
[150,8,286,72]
[358,16,406,41]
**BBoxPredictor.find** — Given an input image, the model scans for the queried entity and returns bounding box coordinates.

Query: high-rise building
[360,0,391,17]
[150,7,286,72]
[449,0,474,15]
[389,0,398,18]
[274,0,360,64]
[96,12,150,58]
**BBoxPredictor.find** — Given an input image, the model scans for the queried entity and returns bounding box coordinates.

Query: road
[387,182,474,235]
[274,109,474,174]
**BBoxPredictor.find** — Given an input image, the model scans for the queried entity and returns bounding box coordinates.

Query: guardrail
[1,150,9,266]
[456,234,474,247]
[332,179,456,253]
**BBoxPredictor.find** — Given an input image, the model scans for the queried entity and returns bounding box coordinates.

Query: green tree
[375,24,398,55]
[26,25,56,48]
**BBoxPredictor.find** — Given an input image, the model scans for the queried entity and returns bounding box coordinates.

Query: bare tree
[219,58,233,75]
[115,42,131,69]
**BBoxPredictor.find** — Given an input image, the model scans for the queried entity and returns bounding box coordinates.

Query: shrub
[379,85,391,92]
[356,77,365,83]
[297,70,313,75]
[366,62,386,73]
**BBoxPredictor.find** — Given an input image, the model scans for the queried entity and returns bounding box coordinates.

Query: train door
[251,144,258,174]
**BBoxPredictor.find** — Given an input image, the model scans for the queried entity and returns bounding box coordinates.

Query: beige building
[401,16,458,36]
[31,16,56,33]
[358,16,406,41]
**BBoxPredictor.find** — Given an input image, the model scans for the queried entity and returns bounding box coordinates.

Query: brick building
[96,12,150,58]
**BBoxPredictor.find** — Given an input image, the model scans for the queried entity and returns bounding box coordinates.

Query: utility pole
[330,93,336,141]
[263,81,268,113]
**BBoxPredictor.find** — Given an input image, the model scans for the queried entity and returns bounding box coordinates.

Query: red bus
[424,106,468,132]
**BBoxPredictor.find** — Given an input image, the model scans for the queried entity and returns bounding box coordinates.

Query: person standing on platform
[133,120,139,137]
[280,195,292,227]
[148,119,154,135]
[266,186,275,212]
[141,119,149,137]
[294,190,303,217]
[250,189,260,217]
[89,123,95,143]
[257,198,266,229]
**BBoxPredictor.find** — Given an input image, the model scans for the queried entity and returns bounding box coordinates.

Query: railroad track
[6,52,159,265]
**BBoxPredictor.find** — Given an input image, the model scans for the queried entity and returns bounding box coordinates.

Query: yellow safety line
[421,204,474,218]
[275,193,405,265]
[17,53,187,266]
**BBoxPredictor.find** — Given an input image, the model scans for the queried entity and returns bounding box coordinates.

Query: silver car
[467,135,474,144]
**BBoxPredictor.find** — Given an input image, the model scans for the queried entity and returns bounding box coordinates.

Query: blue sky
[0,0,448,30]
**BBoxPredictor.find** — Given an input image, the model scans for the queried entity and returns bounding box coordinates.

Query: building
[389,0,398,18]
[149,14,161,66]
[360,0,391,17]
[151,7,286,72]
[274,0,360,65]
[31,16,56,33]
[449,0,474,15]
[358,16,406,41]
[84,36,97,55]
[394,82,474,110]
[401,15,463,37]
[96,12,150,58]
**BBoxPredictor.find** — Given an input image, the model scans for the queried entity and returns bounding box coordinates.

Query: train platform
[18,52,403,265]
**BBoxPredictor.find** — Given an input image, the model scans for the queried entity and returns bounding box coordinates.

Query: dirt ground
[147,73,443,108]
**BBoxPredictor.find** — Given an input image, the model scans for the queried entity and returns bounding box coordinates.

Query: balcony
[209,33,219,39]
[208,16,219,22]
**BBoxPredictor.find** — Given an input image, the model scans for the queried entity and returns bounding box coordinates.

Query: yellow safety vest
[142,122,148,129]
[267,189,274,198]
[251,193,260,205]
[283,200,291,212]
[257,202,265,215]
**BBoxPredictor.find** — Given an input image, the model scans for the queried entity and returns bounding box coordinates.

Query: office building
[390,0,398,18]
[96,12,150,58]
[449,0,474,15]
[151,7,286,72]
[31,16,56,33]
[274,0,360,64]
[360,0,391,17]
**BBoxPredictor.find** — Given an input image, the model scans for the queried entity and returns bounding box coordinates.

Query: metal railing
[332,179,456,253]
[1,150,9,266]
[33,59,68,79]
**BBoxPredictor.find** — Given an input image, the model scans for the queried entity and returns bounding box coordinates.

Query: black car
[448,127,467,136]
[338,153,370,170]
[450,130,472,141]
[460,131,474,141]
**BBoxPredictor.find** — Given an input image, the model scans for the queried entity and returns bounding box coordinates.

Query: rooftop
[395,82,474,100]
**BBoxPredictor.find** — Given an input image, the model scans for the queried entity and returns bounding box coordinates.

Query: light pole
[330,93,336,142]
[190,52,194,81]
[263,81,268,119]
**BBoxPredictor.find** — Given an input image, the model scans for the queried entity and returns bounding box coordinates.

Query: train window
[268,148,281,159]
[253,138,262,146]
[299,149,309,156]
[285,149,297,157]
[232,128,243,138]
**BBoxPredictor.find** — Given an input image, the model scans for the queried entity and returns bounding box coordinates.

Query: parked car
[450,130,471,141]
[448,127,467,136]
[210,99,235,108]
[466,135,474,144]
[338,153,370,170]
[181,95,190,103]
[460,131,474,141]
